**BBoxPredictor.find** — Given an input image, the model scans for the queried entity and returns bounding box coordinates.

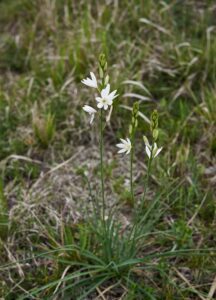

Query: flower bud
[99,53,107,70]
[143,135,149,146]
[150,109,158,132]
[129,124,133,135]
[129,101,139,137]
[99,66,103,79]
[153,129,158,141]
[105,75,109,85]
[152,144,158,158]
[133,102,139,116]
[104,62,107,72]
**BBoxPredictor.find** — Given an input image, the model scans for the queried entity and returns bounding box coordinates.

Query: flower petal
[101,84,110,98]
[126,138,131,144]
[107,98,113,105]
[118,148,127,153]
[116,143,124,148]
[154,147,162,158]
[120,138,128,145]
[107,90,118,101]
[81,73,97,88]
[97,103,103,109]
[90,72,97,86]
[83,105,96,113]
[145,145,151,159]
[126,148,131,155]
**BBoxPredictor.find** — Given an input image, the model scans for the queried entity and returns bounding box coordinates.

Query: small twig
[53,266,71,295]
[119,283,128,300]
[3,244,24,278]
[95,280,121,300]
[207,275,216,300]
[187,193,208,226]
[1,154,43,166]
[174,267,207,300]
[95,287,107,300]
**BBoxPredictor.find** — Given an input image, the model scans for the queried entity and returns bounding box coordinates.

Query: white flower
[81,72,98,88]
[96,84,118,110]
[116,138,131,155]
[143,136,162,159]
[82,105,97,124]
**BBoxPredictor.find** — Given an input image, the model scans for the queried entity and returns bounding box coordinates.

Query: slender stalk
[99,109,105,222]
[84,173,99,220]
[140,154,152,210]
[130,136,135,206]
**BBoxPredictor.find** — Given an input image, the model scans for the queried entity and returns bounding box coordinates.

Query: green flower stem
[130,135,135,206]
[99,109,105,222]
[141,154,153,209]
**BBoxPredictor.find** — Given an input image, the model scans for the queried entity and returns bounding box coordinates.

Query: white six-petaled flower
[81,72,98,88]
[96,84,118,110]
[82,105,97,124]
[116,138,131,155]
[143,136,162,159]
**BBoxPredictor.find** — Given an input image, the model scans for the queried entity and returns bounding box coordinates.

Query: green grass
[0,0,216,299]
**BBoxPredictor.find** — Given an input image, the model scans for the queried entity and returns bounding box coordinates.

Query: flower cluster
[81,56,162,161]
[81,69,118,124]
[142,109,162,159]
[116,108,162,159]
[143,136,162,159]
[116,102,139,156]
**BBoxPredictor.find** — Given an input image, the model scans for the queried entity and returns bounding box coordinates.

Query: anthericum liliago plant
[81,54,164,223]
[82,54,118,224]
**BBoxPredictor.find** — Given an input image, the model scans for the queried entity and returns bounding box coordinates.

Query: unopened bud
[99,53,107,69]
[105,75,109,85]
[129,124,133,135]
[153,129,158,140]
[133,102,139,115]
[99,66,103,79]
[150,109,158,132]
[143,135,149,146]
